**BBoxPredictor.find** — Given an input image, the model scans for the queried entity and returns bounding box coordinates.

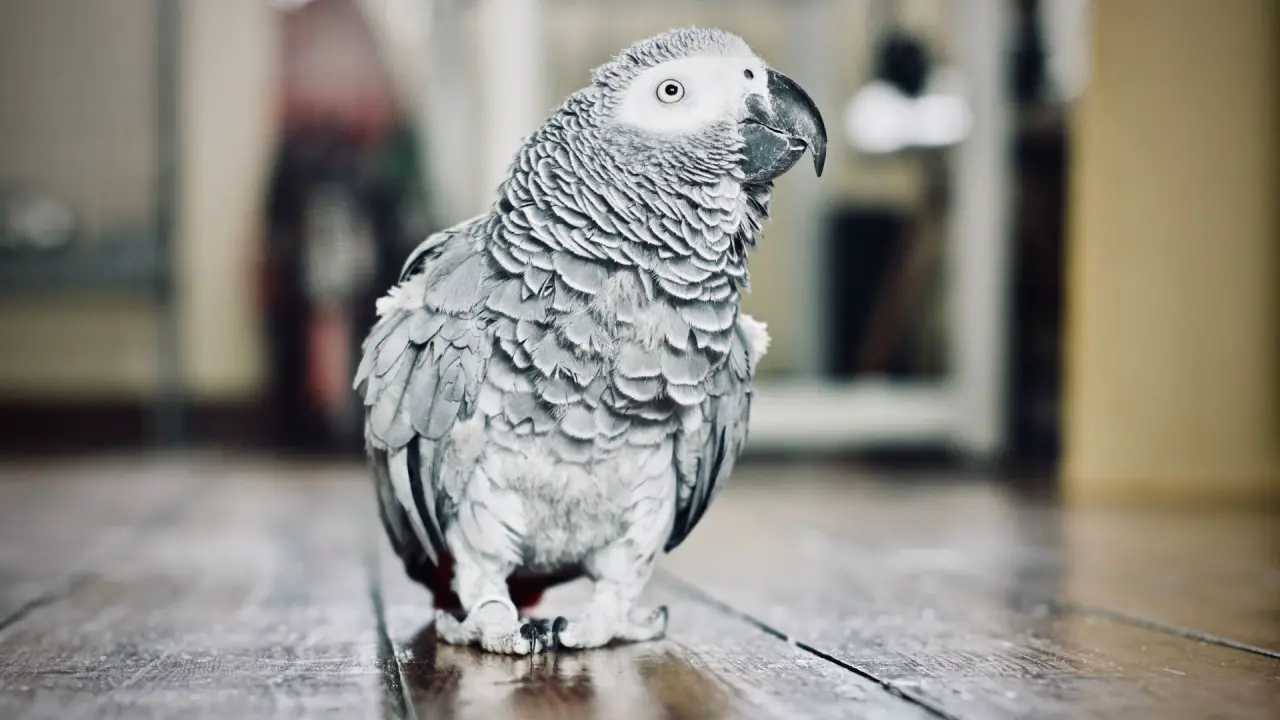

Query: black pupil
[744,69,754,79]
[664,83,678,95]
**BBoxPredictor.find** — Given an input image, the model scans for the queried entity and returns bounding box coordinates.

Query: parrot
[355,26,826,655]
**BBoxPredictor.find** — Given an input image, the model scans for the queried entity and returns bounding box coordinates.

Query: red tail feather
[424,553,550,612]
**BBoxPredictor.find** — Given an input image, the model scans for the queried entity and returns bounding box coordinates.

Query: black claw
[551,616,568,651]
[520,621,543,653]
[535,618,555,653]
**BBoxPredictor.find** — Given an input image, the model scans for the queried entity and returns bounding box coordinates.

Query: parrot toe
[434,602,537,655]
[433,609,471,645]
[547,613,621,650]
[617,604,669,642]
[519,618,556,653]
[547,604,669,650]
[519,621,542,651]
[551,616,569,650]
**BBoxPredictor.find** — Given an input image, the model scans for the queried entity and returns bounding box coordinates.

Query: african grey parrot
[355,27,825,654]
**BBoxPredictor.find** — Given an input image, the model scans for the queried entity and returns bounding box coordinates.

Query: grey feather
[369,347,417,447]
[666,382,708,406]
[409,312,448,345]
[544,374,584,405]
[655,274,704,300]
[373,318,412,376]
[406,353,441,437]
[561,311,600,352]
[618,343,662,378]
[615,375,662,402]
[554,252,609,294]
[503,390,536,425]
[666,325,754,551]
[660,344,712,385]
[560,405,597,440]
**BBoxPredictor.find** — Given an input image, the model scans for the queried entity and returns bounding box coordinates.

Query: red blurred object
[279,0,397,148]
[416,553,583,614]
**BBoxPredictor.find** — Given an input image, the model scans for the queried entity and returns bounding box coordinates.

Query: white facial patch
[613,55,769,136]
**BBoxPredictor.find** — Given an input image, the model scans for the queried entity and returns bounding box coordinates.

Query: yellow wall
[1064,0,1279,503]
[0,0,278,401]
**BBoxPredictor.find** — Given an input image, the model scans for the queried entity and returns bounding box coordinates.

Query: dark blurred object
[1011,0,1049,104]
[1006,109,1066,468]
[263,122,360,453]
[1004,1,1064,469]
[261,0,429,455]
[824,206,904,378]
[263,121,429,455]
[823,197,947,381]
[874,31,932,98]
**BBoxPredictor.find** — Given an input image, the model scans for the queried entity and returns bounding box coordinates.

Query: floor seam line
[657,569,963,720]
[943,571,1280,662]
[1056,601,1280,661]
[365,529,414,720]
[0,470,205,637]
[0,574,92,636]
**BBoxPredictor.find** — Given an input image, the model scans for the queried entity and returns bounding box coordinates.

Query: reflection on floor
[0,455,1276,719]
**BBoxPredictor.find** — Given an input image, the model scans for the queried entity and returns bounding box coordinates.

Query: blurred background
[0,0,1274,502]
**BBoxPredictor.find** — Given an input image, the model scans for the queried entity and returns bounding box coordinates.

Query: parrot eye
[656,79,685,103]
[743,69,754,80]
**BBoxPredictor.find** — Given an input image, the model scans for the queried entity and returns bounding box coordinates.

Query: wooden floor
[0,455,1276,719]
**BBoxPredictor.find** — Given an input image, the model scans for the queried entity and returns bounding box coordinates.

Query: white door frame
[748,0,1013,459]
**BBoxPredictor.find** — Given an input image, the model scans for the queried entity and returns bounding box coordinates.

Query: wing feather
[665,317,758,552]
[356,219,496,567]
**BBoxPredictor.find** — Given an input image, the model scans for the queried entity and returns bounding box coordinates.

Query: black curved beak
[739,68,827,184]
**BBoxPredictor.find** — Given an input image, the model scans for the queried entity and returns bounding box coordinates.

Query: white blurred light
[0,190,77,251]
[843,66,973,155]
[843,81,913,154]
[914,94,972,148]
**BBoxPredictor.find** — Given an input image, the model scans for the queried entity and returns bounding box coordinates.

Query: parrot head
[588,27,827,186]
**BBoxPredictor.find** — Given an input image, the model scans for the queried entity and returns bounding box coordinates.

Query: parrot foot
[551,604,668,651]
[433,599,536,655]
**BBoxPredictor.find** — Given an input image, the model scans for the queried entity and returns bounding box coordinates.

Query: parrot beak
[739,68,828,183]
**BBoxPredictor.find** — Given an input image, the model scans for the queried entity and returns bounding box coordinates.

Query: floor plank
[376,519,933,720]
[0,455,200,628]
[659,465,1280,719]
[0,460,387,719]
[704,464,1280,655]
[1053,507,1279,655]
